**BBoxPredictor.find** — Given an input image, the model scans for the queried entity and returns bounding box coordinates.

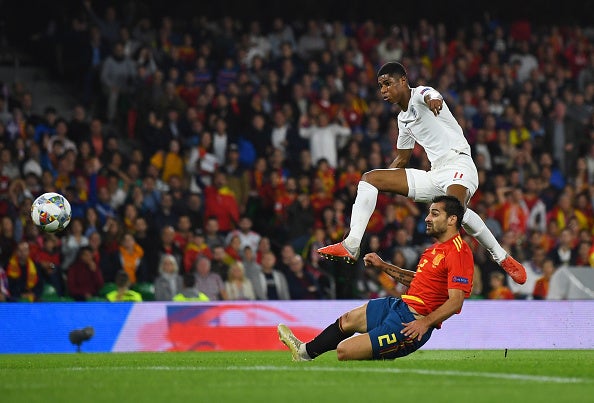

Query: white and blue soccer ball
[30,192,72,233]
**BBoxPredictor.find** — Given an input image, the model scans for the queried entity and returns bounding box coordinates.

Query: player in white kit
[318,62,526,284]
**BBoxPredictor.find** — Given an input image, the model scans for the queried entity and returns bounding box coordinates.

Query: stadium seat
[132,282,155,301]
[98,283,117,298]
[87,296,107,302]
[41,284,58,301]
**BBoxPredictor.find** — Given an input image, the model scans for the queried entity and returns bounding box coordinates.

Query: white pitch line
[61,365,588,384]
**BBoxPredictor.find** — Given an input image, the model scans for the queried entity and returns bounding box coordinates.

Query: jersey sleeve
[417,86,438,104]
[396,121,415,150]
[445,246,474,296]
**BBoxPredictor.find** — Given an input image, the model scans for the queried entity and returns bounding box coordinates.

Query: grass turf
[1,350,593,403]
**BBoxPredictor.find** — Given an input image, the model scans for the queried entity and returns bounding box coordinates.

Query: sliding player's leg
[278,303,366,361]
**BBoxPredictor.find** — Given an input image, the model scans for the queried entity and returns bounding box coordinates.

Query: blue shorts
[366,297,433,359]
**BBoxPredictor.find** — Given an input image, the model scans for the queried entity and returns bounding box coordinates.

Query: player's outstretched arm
[363,253,416,287]
[423,91,443,116]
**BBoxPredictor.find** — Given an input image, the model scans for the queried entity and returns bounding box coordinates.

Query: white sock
[299,343,311,360]
[343,181,378,250]
[462,208,507,263]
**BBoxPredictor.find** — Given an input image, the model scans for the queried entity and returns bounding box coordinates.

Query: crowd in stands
[2,2,594,303]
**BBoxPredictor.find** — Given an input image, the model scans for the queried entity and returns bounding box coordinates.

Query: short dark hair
[432,195,465,229]
[377,62,407,79]
[78,246,93,255]
[115,270,130,287]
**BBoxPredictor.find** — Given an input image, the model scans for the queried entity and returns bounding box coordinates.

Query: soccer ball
[30,192,72,233]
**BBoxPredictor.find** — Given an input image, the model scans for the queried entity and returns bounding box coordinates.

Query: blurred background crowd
[1,0,594,303]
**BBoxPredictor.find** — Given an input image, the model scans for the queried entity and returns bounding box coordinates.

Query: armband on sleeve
[426,89,443,101]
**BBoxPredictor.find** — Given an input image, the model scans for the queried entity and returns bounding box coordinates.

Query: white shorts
[405,151,478,203]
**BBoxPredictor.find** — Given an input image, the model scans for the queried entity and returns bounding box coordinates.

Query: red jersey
[402,234,474,321]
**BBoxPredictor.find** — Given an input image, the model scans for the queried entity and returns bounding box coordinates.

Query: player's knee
[361,171,382,188]
[361,171,372,183]
[336,342,350,361]
[340,312,354,331]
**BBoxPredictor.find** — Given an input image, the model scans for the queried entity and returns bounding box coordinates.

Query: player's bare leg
[318,169,409,263]
[336,334,373,361]
[335,305,373,361]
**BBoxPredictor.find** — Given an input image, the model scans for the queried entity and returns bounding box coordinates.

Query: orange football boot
[317,242,359,264]
[500,255,527,285]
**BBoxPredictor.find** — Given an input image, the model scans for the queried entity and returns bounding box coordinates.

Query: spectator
[173,214,193,252]
[285,254,321,300]
[210,244,231,281]
[61,218,89,271]
[545,102,580,177]
[153,192,179,231]
[203,170,240,234]
[83,1,121,46]
[285,192,316,252]
[0,266,9,301]
[67,246,104,301]
[185,192,204,231]
[244,113,272,159]
[154,253,183,301]
[224,234,243,262]
[0,216,17,268]
[392,228,420,269]
[548,228,577,269]
[296,20,326,59]
[509,248,547,300]
[252,250,290,300]
[173,272,209,301]
[31,233,63,297]
[106,270,142,302]
[224,215,261,252]
[203,216,225,251]
[132,216,158,277]
[46,119,77,155]
[183,229,212,273]
[100,41,137,123]
[193,255,228,301]
[94,186,118,227]
[299,111,351,168]
[533,258,556,300]
[221,144,250,213]
[211,116,232,166]
[224,261,256,300]
[277,243,299,277]
[574,240,594,267]
[487,271,514,300]
[6,242,42,301]
[86,230,111,282]
[241,245,262,286]
[149,138,184,183]
[112,233,145,285]
[83,207,100,238]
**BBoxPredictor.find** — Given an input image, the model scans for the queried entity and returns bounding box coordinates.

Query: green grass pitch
[1,350,593,403]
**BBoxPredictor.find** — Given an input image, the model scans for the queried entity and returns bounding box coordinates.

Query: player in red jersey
[278,195,474,360]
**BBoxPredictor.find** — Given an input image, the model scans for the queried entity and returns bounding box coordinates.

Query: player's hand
[427,99,443,116]
[363,253,384,267]
[401,319,430,342]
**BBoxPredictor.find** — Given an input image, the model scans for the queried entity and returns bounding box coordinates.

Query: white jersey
[396,86,470,166]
